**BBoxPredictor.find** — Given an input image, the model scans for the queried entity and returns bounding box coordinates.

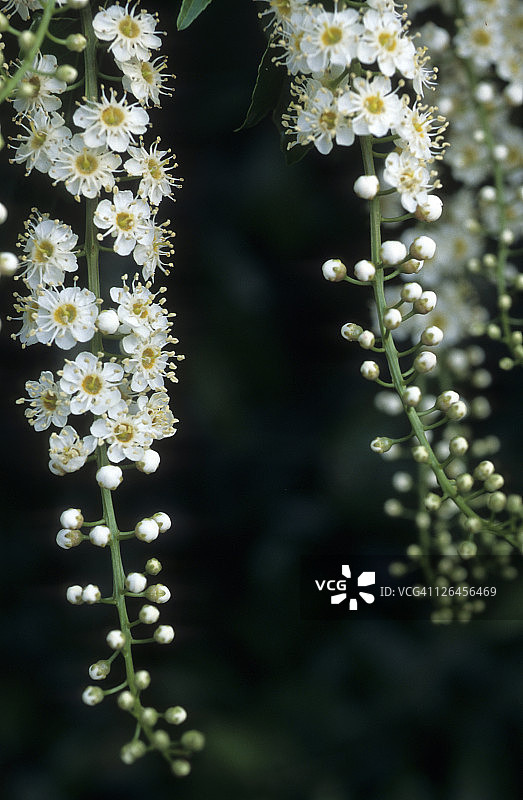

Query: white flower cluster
[10,3,180,478]
[273,0,446,215]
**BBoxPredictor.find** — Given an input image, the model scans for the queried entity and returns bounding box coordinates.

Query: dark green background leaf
[236,43,286,131]
[177,0,214,30]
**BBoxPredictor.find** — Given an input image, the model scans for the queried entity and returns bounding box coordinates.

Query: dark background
[1,2,522,798]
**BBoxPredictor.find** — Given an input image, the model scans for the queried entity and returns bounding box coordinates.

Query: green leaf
[177,0,214,30]
[236,42,286,132]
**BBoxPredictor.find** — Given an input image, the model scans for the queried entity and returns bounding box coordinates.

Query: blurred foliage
[1,1,522,798]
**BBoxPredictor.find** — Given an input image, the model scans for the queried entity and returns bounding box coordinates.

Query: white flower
[22,370,70,431]
[10,110,72,175]
[96,464,123,490]
[2,0,43,21]
[90,405,155,463]
[110,279,169,339]
[293,80,354,155]
[300,5,361,73]
[136,391,177,439]
[13,54,66,115]
[48,425,97,475]
[60,351,124,415]
[35,286,98,350]
[121,330,174,392]
[19,213,78,289]
[338,75,401,138]
[395,103,445,162]
[358,10,416,78]
[94,190,153,256]
[454,16,504,69]
[124,139,181,205]
[257,0,309,28]
[93,3,162,62]
[383,149,432,212]
[132,221,174,281]
[117,56,173,106]
[73,89,149,153]
[49,133,121,199]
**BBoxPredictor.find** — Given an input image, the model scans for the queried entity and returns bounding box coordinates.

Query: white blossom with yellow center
[60,351,125,415]
[20,213,78,289]
[94,189,154,256]
[92,3,162,63]
[34,285,98,350]
[73,89,149,153]
[48,133,121,199]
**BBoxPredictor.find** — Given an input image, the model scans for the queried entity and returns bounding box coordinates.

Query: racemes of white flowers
[92,2,162,62]
[94,189,153,256]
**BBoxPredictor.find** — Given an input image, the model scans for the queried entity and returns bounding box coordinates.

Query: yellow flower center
[321,25,343,47]
[472,29,491,47]
[141,347,158,370]
[378,31,397,52]
[132,300,149,318]
[319,110,337,131]
[101,105,126,127]
[147,157,163,181]
[118,15,140,40]
[31,130,48,148]
[140,61,154,84]
[116,212,135,232]
[81,374,103,395]
[53,303,77,325]
[114,422,134,443]
[42,390,58,412]
[364,95,385,115]
[34,239,55,263]
[75,151,99,175]
[271,0,291,18]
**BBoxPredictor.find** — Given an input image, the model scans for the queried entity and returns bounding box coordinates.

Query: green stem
[0,0,56,106]
[359,134,502,534]
[80,0,137,697]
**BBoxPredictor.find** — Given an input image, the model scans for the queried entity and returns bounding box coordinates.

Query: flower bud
[436,390,459,411]
[358,330,375,349]
[414,291,437,314]
[96,309,120,335]
[0,252,19,276]
[354,259,375,282]
[82,584,101,604]
[145,584,171,604]
[321,258,346,282]
[165,706,187,725]
[353,174,380,199]
[360,360,380,380]
[96,465,123,490]
[136,449,160,474]
[181,730,205,752]
[134,517,160,543]
[400,282,423,302]
[380,240,407,265]
[66,33,87,52]
[414,195,443,222]
[383,308,402,330]
[82,686,104,706]
[447,400,467,420]
[139,604,160,624]
[414,351,437,373]
[55,64,79,84]
[125,572,147,594]
[152,512,171,532]
[370,437,393,454]
[172,759,191,777]
[107,629,126,650]
[145,558,162,575]
[66,585,83,605]
[403,386,422,407]
[135,670,151,690]
[118,690,135,711]
[421,325,443,346]
[410,236,436,260]
[340,322,363,341]
[89,660,111,681]
[89,525,111,547]
[19,31,36,52]
[56,528,83,549]
[60,507,84,529]
[154,624,175,644]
